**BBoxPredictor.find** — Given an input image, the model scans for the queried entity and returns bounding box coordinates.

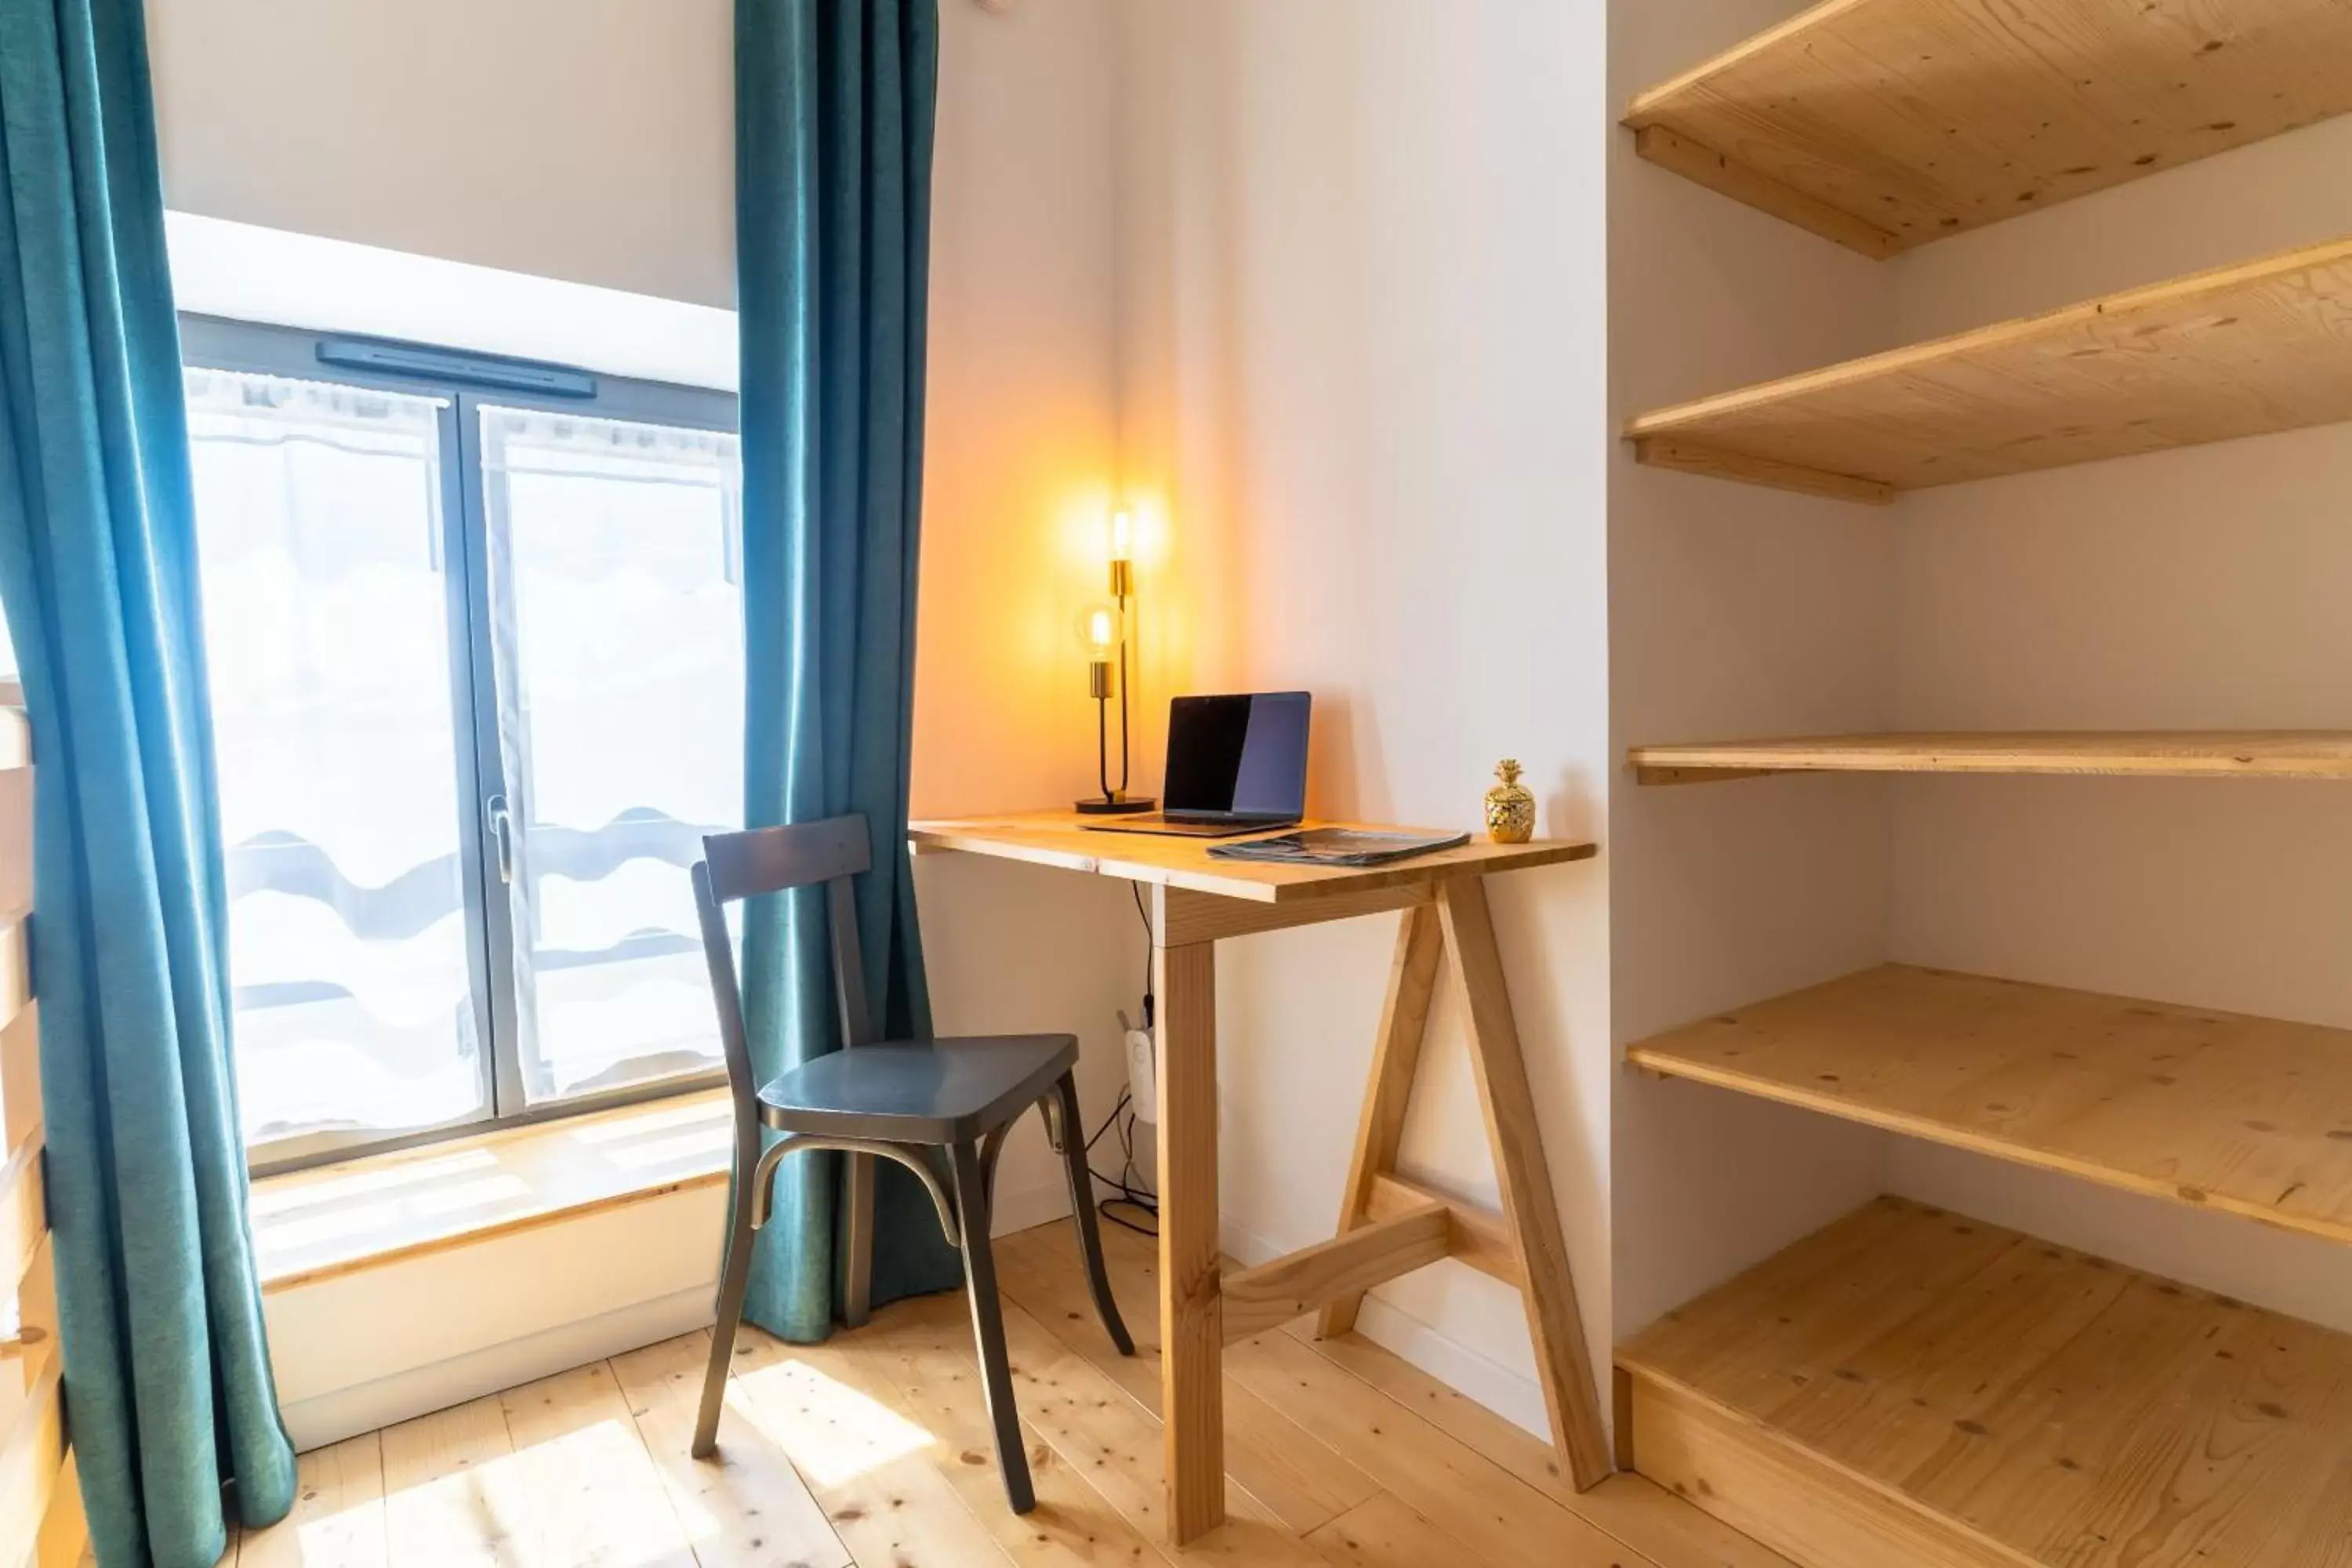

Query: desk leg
[1319,903,1443,1338]
[1438,875,1613,1490]
[1155,935,1224,1543]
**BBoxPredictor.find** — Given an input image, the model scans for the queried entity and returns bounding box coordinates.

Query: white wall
[149,0,736,308]
[909,0,1136,1236]
[1883,108,2352,1327]
[149,0,1139,1439]
[1114,0,1614,1434]
[1604,0,1899,1342]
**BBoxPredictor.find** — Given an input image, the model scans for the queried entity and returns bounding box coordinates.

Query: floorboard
[215,1218,1781,1567]
[613,1331,846,1568]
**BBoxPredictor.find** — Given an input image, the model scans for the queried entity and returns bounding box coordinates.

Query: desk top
[908,812,1596,905]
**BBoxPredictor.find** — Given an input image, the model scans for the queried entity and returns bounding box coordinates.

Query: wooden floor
[214,1218,1788,1568]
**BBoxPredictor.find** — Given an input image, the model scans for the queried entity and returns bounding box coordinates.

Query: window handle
[485,794,515,884]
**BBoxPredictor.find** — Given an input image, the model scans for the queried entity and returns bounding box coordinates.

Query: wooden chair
[686,814,1133,1513]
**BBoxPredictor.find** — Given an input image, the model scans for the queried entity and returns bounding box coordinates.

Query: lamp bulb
[1109,510,1134,563]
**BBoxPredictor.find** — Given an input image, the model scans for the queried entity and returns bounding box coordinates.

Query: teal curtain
[0,1,296,1563]
[735,0,958,1341]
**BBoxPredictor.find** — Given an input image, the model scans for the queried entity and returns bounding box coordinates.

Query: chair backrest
[691,815,877,1145]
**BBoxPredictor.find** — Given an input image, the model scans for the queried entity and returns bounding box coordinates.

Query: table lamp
[1076,510,1154,815]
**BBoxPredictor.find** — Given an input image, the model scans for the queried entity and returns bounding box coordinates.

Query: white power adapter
[1118,1009,1157,1124]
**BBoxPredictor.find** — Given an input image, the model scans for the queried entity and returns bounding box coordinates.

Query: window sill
[250,1091,731,1294]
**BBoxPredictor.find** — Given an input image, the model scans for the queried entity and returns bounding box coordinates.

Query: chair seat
[755,1033,1079,1144]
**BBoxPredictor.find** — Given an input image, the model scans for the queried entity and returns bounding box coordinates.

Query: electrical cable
[1131,879,1155,1027]
[1085,881,1162,1237]
[1085,1086,1158,1236]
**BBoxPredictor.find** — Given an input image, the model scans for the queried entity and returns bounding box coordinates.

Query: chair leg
[843,1150,876,1328]
[949,1138,1035,1514]
[979,1117,1014,1218]
[692,1152,761,1457]
[1052,1072,1134,1356]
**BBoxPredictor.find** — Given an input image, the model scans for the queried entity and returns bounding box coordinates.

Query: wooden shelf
[1628,0,2352,258]
[1629,964,2352,1247]
[1617,1196,2352,1567]
[1629,730,2352,784]
[1624,235,2352,503]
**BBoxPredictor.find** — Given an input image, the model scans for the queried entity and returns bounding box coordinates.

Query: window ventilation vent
[317,337,597,398]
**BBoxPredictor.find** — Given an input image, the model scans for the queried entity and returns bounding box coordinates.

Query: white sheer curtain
[185,368,486,1145]
[478,405,744,1102]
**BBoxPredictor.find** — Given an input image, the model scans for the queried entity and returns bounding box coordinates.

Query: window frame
[181,316,741,1177]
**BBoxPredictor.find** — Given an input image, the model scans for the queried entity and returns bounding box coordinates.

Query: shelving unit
[1628,730,2352,784]
[1625,234,2352,503]
[1621,7,2352,1563]
[1617,1196,2352,1568]
[1627,0,2352,257]
[1628,964,2352,1245]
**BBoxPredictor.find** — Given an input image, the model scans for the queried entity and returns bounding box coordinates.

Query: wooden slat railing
[0,703,81,1568]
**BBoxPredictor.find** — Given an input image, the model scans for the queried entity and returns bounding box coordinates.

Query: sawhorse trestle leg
[1312,878,1613,1491]
[1150,872,1609,1548]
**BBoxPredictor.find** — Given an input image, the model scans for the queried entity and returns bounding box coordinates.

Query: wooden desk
[908,812,1608,1544]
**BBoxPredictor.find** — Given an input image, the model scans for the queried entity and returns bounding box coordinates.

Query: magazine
[1207,827,1471,867]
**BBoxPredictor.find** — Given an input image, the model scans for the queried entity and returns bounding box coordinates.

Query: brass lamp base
[1076,795,1156,815]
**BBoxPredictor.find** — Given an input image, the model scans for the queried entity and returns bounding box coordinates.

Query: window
[181,318,743,1171]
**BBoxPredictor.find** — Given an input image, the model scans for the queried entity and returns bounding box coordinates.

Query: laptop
[1084,691,1312,838]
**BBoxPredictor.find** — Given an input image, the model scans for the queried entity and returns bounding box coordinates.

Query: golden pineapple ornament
[1483,759,1535,844]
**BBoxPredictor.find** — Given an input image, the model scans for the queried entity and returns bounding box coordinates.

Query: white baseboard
[1351,1293,1548,1439]
[281,1284,717,1452]
[992,1177,1073,1237]
[1219,1214,1548,1440]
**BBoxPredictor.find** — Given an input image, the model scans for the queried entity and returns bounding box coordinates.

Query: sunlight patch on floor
[731,1355,938,1489]
[279,1504,383,1567]
[512,1414,691,1568]
[384,1447,535,1565]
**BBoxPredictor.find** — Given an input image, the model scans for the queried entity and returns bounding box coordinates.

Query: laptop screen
[1163,692,1312,819]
